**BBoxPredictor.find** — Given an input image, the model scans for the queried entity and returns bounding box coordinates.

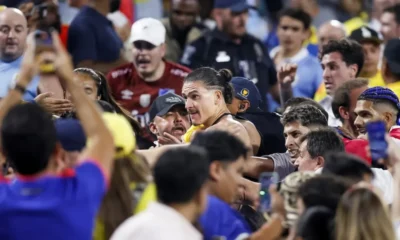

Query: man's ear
[149,122,158,135]
[349,64,358,78]
[214,90,223,105]
[209,161,223,181]
[382,111,394,126]
[338,106,350,120]
[238,100,251,113]
[316,156,325,169]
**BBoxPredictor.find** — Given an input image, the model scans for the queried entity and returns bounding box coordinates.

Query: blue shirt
[267,47,323,112]
[0,161,107,240]
[0,56,39,101]
[67,6,123,66]
[200,195,252,240]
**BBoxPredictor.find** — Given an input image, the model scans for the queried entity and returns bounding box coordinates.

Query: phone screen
[366,121,388,163]
[258,172,279,213]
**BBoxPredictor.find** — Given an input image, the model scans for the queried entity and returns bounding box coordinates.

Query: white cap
[129,18,166,46]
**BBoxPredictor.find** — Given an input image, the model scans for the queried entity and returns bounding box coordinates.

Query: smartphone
[35,3,53,48]
[366,121,388,163]
[258,172,279,213]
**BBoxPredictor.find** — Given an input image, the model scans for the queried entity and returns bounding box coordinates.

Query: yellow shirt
[387,82,400,97]
[314,71,385,102]
[182,124,205,143]
[344,12,369,35]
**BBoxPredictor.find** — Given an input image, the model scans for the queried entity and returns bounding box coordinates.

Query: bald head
[0,8,28,62]
[318,20,347,51]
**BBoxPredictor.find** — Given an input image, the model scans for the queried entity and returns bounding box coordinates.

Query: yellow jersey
[182,124,205,143]
[314,71,385,102]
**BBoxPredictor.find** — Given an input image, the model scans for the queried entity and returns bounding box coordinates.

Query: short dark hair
[322,152,374,184]
[383,4,400,25]
[191,130,249,163]
[278,8,312,30]
[1,104,56,175]
[281,104,328,127]
[283,97,329,120]
[153,146,209,204]
[298,175,351,212]
[299,127,345,159]
[296,206,335,240]
[332,78,369,121]
[184,67,234,104]
[320,39,364,77]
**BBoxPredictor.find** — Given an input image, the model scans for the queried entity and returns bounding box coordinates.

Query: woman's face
[69,72,100,101]
[182,81,218,126]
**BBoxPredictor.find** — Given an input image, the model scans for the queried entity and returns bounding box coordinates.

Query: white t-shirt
[372,168,394,204]
[315,168,393,204]
[111,202,202,240]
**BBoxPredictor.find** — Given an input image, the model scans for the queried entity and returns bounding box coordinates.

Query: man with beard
[0,8,39,101]
[162,0,205,62]
[108,18,191,144]
[148,93,191,147]
[180,0,279,110]
[354,86,400,146]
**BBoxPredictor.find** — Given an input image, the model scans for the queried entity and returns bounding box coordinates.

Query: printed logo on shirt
[139,94,151,108]
[170,68,189,78]
[121,89,134,100]
[216,51,231,63]
[111,68,131,79]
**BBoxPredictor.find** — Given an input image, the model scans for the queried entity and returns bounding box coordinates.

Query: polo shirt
[0,56,39,101]
[67,6,123,66]
[199,195,252,240]
[0,161,108,240]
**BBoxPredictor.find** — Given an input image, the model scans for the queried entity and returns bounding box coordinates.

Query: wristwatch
[9,80,27,94]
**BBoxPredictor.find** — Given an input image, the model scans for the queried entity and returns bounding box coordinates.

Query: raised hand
[277,63,297,85]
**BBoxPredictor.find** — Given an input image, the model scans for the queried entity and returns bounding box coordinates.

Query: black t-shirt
[238,110,286,155]
[180,29,277,110]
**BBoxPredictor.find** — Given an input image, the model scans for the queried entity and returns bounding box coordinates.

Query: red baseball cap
[343,138,372,165]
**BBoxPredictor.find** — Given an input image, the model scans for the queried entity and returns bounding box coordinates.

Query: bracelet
[11,83,26,94]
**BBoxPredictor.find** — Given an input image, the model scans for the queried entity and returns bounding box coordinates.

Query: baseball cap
[384,39,400,76]
[214,0,249,13]
[230,77,262,110]
[349,26,382,45]
[129,18,166,46]
[54,119,86,152]
[149,92,186,122]
[102,113,136,157]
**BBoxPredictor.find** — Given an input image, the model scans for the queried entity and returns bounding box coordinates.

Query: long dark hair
[98,151,152,239]
[73,68,141,133]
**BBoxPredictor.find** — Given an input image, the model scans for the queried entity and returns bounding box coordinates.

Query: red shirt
[107,61,191,127]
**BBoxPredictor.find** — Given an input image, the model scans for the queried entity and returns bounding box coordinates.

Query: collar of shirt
[269,46,309,65]
[147,202,202,238]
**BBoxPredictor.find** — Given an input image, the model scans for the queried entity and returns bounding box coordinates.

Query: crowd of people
[1,0,400,239]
